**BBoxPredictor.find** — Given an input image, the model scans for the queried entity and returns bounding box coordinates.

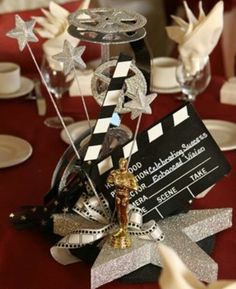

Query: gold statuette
[107,158,138,249]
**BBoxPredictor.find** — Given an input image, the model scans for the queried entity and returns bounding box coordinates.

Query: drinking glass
[41,55,74,128]
[176,57,211,102]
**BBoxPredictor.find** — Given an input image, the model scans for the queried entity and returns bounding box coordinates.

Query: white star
[53,40,86,75]
[9,213,15,218]
[124,91,157,120]
[6,15,38,51]
[62,207,69,213]
[20,215,26,221]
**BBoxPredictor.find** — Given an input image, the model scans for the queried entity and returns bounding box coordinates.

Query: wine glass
[41,55,74,128]
[176,57,211,102]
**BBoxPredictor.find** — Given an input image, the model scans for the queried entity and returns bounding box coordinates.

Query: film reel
[68,8,147,33]
[68,25,146,44]
[51,126,132,194]
[68,8,147,44]
[91,59,147,113]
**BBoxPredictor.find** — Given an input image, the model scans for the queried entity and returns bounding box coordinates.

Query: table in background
[0,3,236,289]
[0,75,236,289]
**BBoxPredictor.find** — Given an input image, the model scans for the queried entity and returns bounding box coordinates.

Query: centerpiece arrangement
[6,1,233,289]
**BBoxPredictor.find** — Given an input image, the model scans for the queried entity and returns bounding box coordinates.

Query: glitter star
[54,200,59,206]
[20,215,26,221]
[53,40,86,75]
[6,15,38,51]
[9,213,15,218]
[124,91,157,120]
[91,209,232,289]
[62,207,69,213]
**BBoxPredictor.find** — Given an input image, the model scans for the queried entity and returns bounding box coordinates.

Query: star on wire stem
[53,40,86,75]
[124,91,157,120]
[6,15,38,51]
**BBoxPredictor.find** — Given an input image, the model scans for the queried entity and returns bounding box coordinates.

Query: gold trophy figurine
[107,158,138,249]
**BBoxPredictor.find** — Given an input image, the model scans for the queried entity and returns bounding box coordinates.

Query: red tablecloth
[0,3,236,289]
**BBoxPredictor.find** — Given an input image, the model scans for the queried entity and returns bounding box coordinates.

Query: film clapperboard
[84,103,231,221]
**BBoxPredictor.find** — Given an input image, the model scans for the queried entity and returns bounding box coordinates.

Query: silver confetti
[91,208,232,289]
[53,40,86,75]
[124,91,157,119]
[6,15,38,51]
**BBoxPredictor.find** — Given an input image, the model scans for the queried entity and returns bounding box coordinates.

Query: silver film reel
[91,59,147,113]
[68,8,147,33]
[68,8,147,44]
[68,25,146,44]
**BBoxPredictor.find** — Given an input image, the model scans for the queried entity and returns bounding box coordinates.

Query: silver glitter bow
[51,193,164,262]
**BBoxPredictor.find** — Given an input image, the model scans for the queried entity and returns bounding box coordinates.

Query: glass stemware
[176,57,211,102]
[41,55,74,128]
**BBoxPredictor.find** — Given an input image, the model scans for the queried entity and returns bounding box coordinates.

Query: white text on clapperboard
[105,132,209,214]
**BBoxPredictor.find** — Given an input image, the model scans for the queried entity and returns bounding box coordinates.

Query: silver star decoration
[20,215,26,221]
[54,200,59,206]
[62,207,69,214]
[91,209,232,289]
[6,15,38,51]
[124,91,157,120]
[9,213,15,218]
[53,40,86,75]
[91,58,147,114]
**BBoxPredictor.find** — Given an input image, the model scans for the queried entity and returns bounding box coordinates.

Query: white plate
[0,76,34,99]
[61,120,133,145]
[203,119,236,151]
[0,135,33,168]
[151,85,181,94]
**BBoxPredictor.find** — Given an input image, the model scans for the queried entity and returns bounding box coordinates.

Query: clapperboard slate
[85,103,231,221]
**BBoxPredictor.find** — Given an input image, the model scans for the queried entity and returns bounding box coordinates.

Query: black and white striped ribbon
[83,54,132,162]
[88,105,190,180]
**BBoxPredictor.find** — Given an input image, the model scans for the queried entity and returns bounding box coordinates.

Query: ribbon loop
[51,194,164,265]
[73,193,111,224]
[57,223,115,249]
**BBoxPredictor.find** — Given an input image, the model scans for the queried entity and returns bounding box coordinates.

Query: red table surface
[1,3,236,289]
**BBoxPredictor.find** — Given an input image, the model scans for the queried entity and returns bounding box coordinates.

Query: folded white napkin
[220,77,236,105]
[69,69,93,96]
[166,1,224,76]
[158,244,236,289]
[34,0,90,69]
